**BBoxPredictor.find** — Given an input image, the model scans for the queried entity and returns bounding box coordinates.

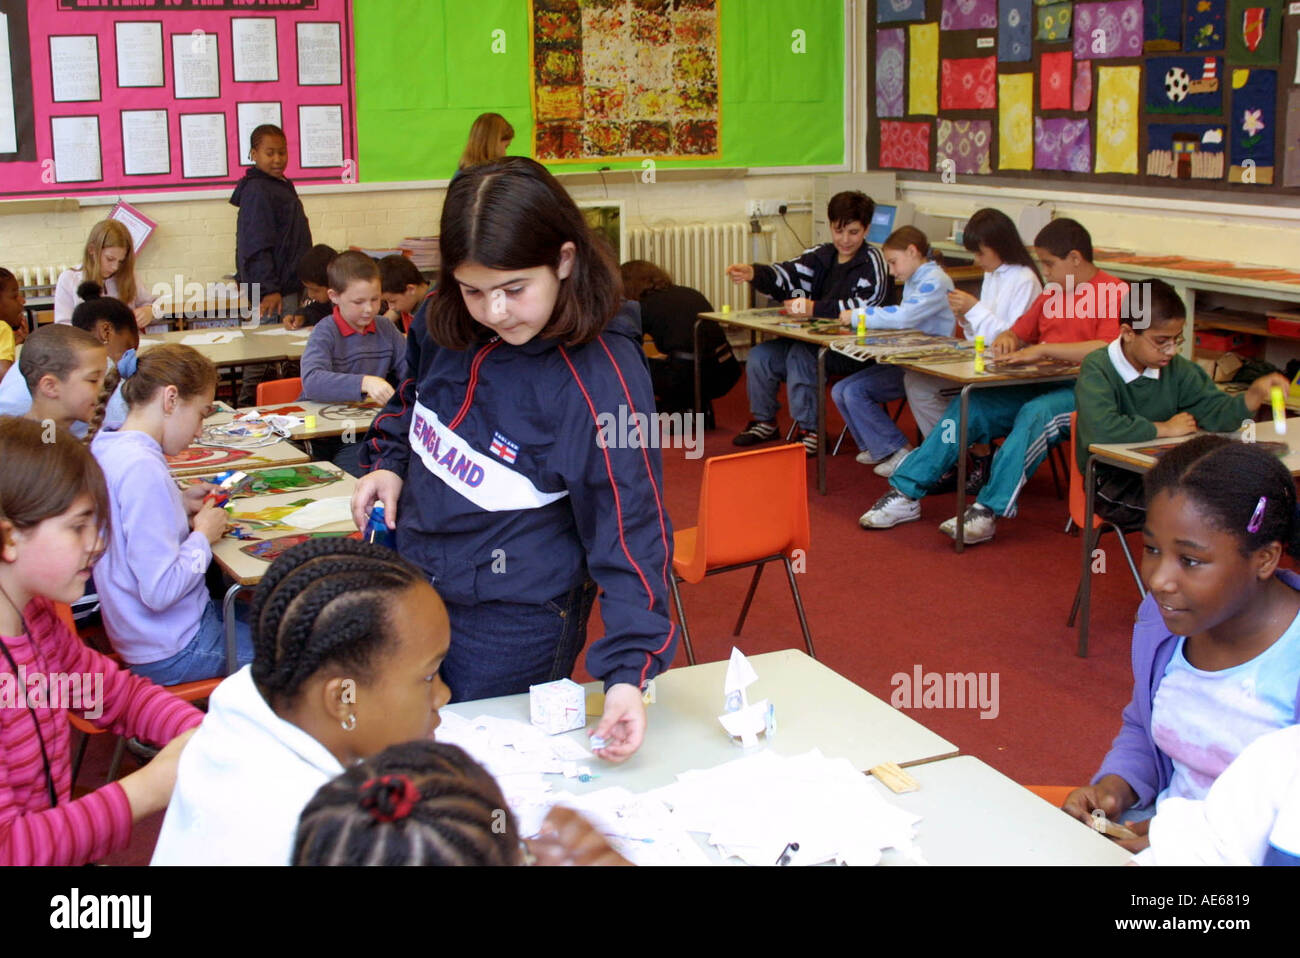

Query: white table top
[1090,418,1300,475]
[140,325,309,368]
[208,400,381,441]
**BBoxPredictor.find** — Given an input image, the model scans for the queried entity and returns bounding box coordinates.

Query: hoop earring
[341,714,356,732]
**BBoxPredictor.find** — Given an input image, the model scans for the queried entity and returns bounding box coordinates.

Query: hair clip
[359,774,420,823]
[1248,495,1268,534]
[116,348,138,379]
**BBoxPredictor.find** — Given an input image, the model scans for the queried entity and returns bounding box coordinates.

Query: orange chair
[1025,785,1077,808]
[669,444,815,665]
[256,376,302,405]
[1064,411,1145,650]
[55,604,219,786]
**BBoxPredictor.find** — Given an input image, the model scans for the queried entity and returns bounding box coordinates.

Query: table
[1076,418,1300,655]
[166,435,311,478]
[197,461,360,672]
[694,307,849,495]
[205,399,381,442]
[444,649,1129,865]
[896,357,1080,553]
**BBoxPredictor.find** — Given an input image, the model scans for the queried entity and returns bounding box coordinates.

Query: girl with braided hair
[152,537,452,865]
[89,344,245,685]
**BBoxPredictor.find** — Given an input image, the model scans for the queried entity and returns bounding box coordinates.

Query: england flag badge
[489,431,519,464]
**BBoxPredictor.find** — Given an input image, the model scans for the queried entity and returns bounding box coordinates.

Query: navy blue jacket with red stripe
[360,303,677,691]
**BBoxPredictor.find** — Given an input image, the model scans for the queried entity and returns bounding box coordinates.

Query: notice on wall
[296,21,340,85]
[114,21,163,87]
[121,108,169,176]
[172,30,219,99]
[232,17,278,83]
[0,14,17,154]
[179,111,227,178]
[236,101,282,165]
[50,35,100,102]
[298,103,342,168]
[51,114,101,181]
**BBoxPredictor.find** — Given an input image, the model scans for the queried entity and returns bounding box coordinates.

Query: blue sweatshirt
[300,308,408,402]
[360,303,677,691]
[852,259,955,333]
[230,167,312,299]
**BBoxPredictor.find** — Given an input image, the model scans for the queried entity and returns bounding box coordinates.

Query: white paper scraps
[251,325,305,336]
[181,331,244,346]
[280,496,355,531]
[552,787,712,866]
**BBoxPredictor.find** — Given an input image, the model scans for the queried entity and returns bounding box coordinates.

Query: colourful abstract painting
[1229,67,1277,183]
[1074,1,1145,59]
[1185,0,1226,50]
[936,119,993,174]
[998,72,1034,169]
[1144,56,1224,114]
[999,0,1034,61]
[942,0,1000,30]
[941,56,998,110]
[909,22,940,114]
[1041,51,1074,109]
[878,0,928,22]
[1226,0,1283,64]
[876,28,906,118]
[1035,116,1093,171]
[1037,1,1073,40]
[241,532,358,563]
[183,464,343,500]
[532,0,720,161]
[879,120,932,170]
[1146,122,1227,177]
[1095,65,1141,173]
[1144,0,1184,50]
[1074,61,1094,109]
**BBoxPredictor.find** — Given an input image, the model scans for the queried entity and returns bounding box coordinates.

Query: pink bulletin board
[0,0,356,199]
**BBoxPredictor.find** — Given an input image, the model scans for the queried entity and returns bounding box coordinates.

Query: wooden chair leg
[1067,526,1099,627]
[1047,445,1066,500]
[782,555,817,660]
[667,576,697,666]
[733,564,765,636]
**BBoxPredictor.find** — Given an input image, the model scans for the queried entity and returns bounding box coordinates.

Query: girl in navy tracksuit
[355,158,676,763]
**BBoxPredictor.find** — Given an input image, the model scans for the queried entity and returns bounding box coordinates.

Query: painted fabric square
[878,0,928,23]
[1144,55,1223,114]
[1041,51,1074,109]
[1185,0,1226,50]
[1034,116,1092,170]
[1146,122,1227,177]
[1226,0,1283,64]
[999,71,1035,168]
[880,120,932,170]
[1074,61,1094,109]
[876,28,906,118]
[1144,0,1184,50]
[937,119,993,173]
[999,0,1035,61]
[909,22,940,114]
[1095,65,1141,172]
[1229,67,1276,183]
[1074,1,1145,58]
[941,56,998,109]
[1283,87,1300,187]
[1037,2,1074,40]
[942,0,1000,30]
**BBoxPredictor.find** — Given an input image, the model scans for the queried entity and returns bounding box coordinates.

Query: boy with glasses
[1074,278,1290,527]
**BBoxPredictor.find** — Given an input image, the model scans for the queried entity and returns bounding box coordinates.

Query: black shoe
[965,452,994,496]
[124,737,160,764]
[733,420,778,447]
[930,467,958,495]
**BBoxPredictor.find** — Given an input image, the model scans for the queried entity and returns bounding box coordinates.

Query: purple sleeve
[300,322,363,402]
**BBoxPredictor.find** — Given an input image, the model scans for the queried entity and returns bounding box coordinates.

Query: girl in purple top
[1065,435,1300,853]
[89,344,253,684]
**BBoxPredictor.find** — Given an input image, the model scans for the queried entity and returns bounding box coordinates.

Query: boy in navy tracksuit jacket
[360,301,676,698]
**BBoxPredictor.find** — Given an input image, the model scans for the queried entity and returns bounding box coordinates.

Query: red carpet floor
[82,374,1161,864]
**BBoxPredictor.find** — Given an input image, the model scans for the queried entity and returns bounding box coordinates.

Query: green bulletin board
[353,0,845,182]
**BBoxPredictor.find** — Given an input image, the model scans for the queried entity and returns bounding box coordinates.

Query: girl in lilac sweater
[1065,435,1300,852]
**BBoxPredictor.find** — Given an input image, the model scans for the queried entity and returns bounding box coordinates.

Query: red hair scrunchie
[359,774,421,823]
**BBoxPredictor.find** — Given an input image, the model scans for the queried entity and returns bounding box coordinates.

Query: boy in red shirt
[860,219,1126,545]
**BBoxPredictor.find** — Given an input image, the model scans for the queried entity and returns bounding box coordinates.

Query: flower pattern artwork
[1228,67,1277,182]
[936,119,993,174]
[941,56,998,110]
[878,0,928,23]
[998,71,1034,169]
[942,0,1000,30]
[879,120,932,171]
[1074,1,1145,59]
[1095,65,1141,172]
[532,0,720,161]
[1034,116,1092,171]
[1041,51,1073,109]
[1037,1,1073,40]
[1185,0,1226,51]
[909,22,940,114]
[999,0,1034,61]
[876,28,906,118]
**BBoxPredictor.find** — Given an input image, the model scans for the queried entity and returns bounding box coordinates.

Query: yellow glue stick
[1271,386,1286,435]
[855,310,867,344]
[974,335,986,374]
[305,415,317,432]
[721,304,731,313]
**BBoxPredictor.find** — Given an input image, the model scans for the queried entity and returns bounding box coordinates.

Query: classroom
[0,0,1297,888]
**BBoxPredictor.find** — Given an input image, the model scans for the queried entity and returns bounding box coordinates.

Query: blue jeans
[746,341,866,431]
[890,384,1074,517]
[830,363,908,460]
[130,599,253,686]
[440,581,598,703]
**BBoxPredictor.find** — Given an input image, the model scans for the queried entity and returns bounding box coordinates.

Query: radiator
[627,222,776,313]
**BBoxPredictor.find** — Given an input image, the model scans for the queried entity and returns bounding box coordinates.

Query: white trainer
[859,489,921,529]
[938,504,997,544]
[855,449,881,465]
[873,445,914,478]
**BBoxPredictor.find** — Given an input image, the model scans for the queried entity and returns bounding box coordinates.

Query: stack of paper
[400,236,441,271]
[554,787,711,866]
[650,749,924,866]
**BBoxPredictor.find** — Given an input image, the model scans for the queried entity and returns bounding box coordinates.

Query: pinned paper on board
[718,648,773,748]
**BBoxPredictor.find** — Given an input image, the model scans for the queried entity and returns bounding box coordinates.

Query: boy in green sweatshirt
[1074,278,1288,526]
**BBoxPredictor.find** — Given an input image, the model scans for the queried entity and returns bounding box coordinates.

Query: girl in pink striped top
[0,418,202,866]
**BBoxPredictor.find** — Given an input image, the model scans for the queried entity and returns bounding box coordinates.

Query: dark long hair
[962,208,1042,285]
[429,157,622,350]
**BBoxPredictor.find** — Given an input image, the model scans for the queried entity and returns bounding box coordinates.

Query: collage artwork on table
[872,0,1300,189]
